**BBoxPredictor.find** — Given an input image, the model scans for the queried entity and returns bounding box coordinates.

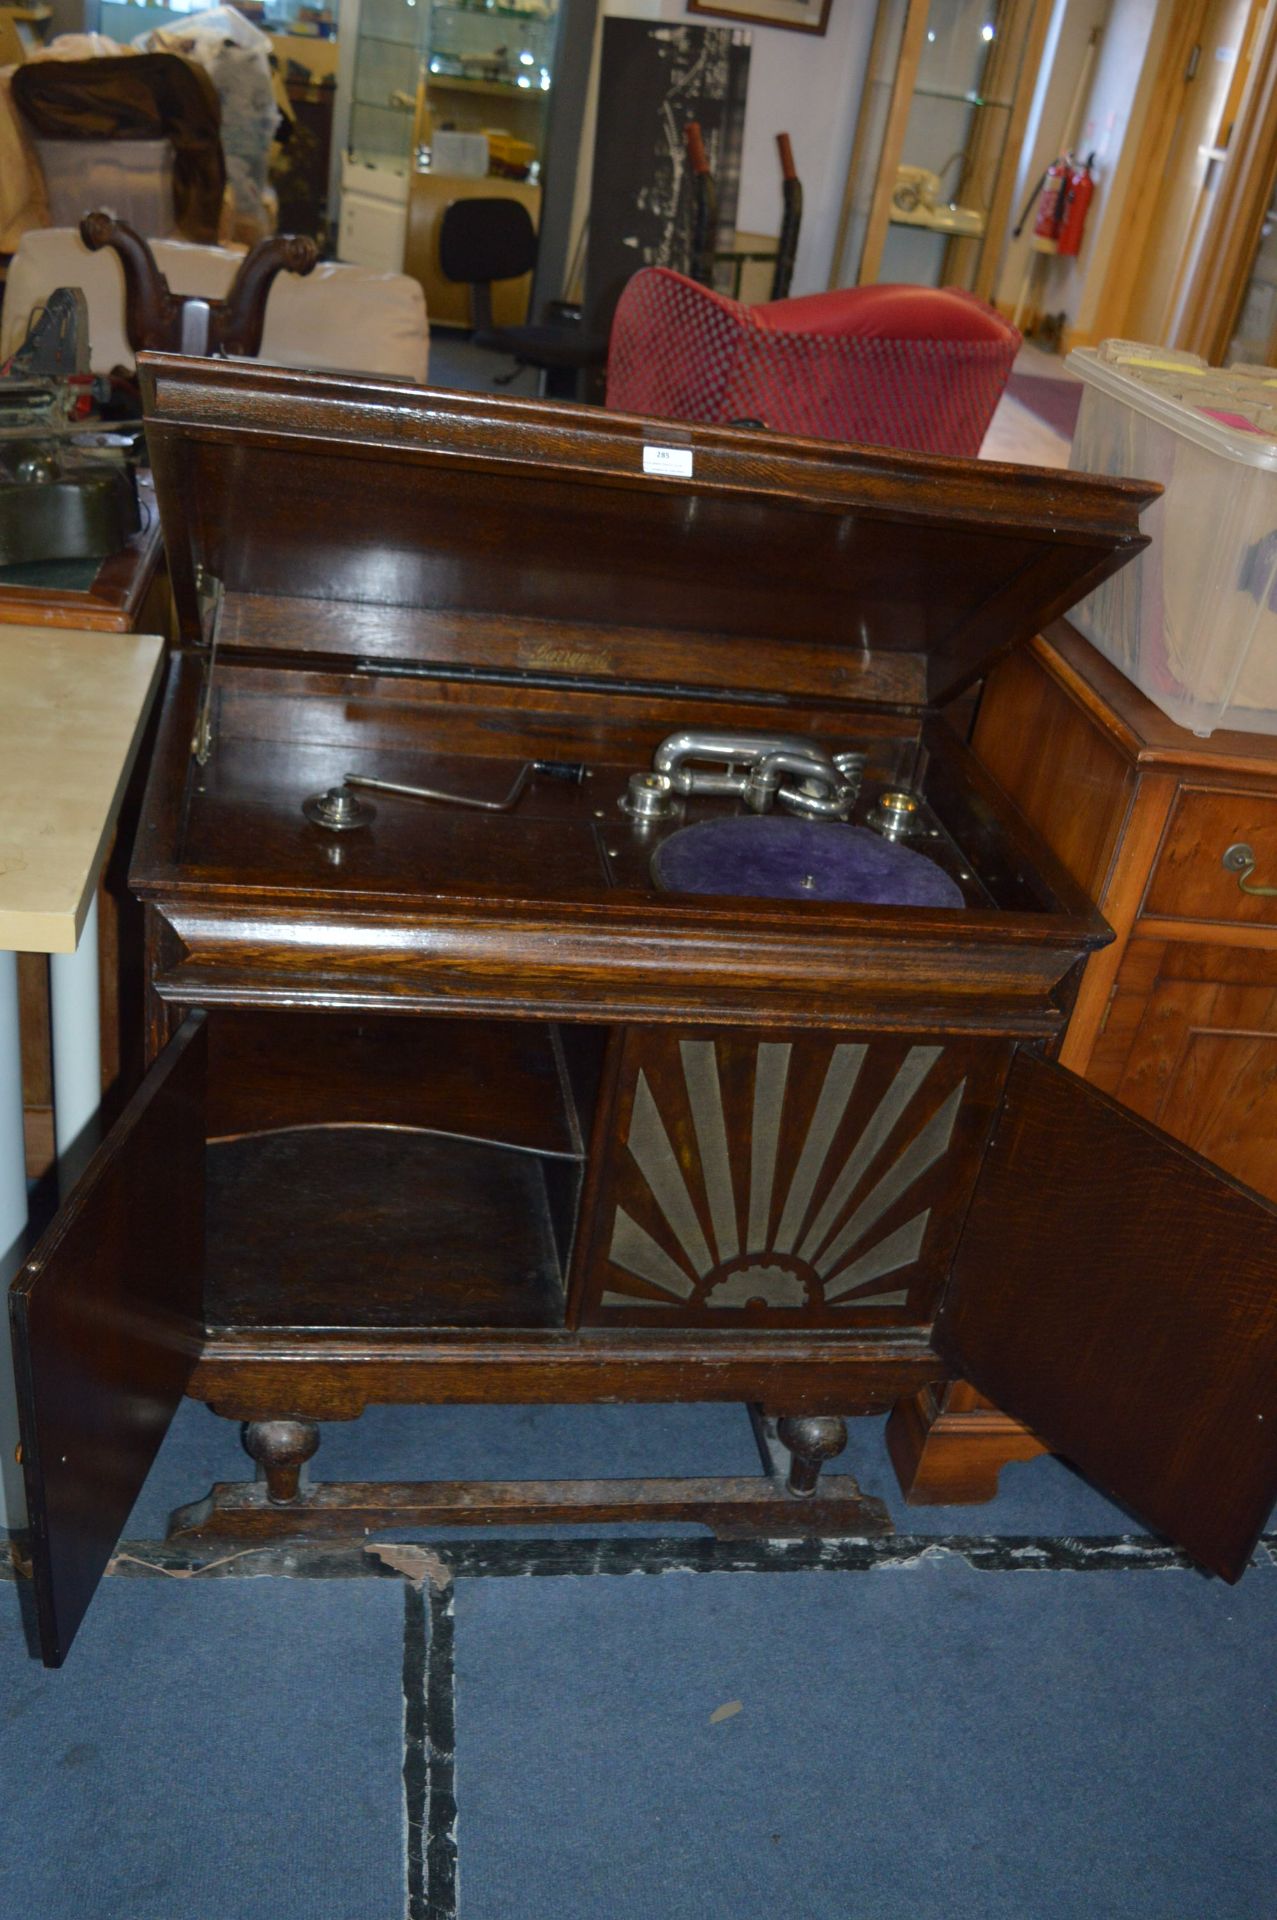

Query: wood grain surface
[17,362,1214,1665]
[937,1051,1277,1582]
[10,1015,206,1665]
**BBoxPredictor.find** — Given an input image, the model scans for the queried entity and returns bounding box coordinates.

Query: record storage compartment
[200,1009,601,1334]
[192,1002,1016,1342]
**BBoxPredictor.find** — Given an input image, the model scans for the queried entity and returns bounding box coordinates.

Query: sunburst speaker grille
[580,1030,1007,1326]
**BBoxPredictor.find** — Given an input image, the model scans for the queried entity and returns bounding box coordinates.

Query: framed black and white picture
[688,0,831,36]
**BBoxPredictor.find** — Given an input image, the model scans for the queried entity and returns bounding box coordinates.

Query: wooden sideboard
[888,618,1277,1502]
[0,478,166,637]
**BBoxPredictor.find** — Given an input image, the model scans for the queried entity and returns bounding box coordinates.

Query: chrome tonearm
[624,730,865,822]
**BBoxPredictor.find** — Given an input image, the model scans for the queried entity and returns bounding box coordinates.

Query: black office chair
[438,197,609,400]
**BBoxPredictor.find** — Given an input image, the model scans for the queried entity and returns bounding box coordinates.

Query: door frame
[1075,0,1215,349]
[1076,0,1277,358]
[1173,0,1277,359]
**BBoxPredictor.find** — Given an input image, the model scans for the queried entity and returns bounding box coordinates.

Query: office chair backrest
[439,197,538,331]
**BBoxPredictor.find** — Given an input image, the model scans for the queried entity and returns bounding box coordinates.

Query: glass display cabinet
[333,0,426,271]
[426,0,555,99]
[400,0,560,325]
[348,0,425,167]
[416,0,558,171]
[832,0,1046,298]
[340,0,558,293]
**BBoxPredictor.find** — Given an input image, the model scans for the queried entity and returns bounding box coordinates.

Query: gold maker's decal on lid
[519,642,611,674]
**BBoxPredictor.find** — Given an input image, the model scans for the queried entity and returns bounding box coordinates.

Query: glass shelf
[433,3,555,16]
[360,29,423,47]
[428,64,549,86]
[888,213,986,237]
[913,86,1011,109]
[412,0,555,174]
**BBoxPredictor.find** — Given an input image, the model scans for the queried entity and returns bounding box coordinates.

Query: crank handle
[344,760,586,815]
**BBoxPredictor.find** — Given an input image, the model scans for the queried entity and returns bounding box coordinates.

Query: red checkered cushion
[605,269,1020,457]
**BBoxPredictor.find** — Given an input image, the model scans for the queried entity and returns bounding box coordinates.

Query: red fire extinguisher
[1031,154,1072,249]
[1057,152,1096,257]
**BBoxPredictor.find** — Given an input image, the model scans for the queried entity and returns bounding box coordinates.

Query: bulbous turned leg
[776,1415,848,1497]
[243,1418,320,1505]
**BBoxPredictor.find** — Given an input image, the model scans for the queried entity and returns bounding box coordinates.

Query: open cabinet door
[9,1014,207,1665]
[935,1052,1277,1583]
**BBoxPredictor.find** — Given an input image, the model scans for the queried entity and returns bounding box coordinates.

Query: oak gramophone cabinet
[12,357,1277,1665]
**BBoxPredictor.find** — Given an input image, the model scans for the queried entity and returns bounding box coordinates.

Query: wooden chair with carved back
[78,211,318,359]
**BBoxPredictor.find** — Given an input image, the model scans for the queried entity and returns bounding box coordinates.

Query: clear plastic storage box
[34,138,177,240]
[1067,343,1277,735]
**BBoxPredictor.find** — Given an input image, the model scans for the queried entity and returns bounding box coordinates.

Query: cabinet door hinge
[191,568,225,766]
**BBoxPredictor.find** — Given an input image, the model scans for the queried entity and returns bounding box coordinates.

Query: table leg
[0,951,28,1529]
[50,894,101,1169]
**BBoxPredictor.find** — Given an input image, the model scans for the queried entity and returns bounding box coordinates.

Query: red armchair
[605,268,1021,456]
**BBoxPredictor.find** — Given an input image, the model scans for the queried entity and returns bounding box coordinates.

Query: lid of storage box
[1069,346,1277,471]
[140,354,1157,708]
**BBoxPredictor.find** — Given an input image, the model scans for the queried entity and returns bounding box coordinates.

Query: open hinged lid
[139,354,1156,709]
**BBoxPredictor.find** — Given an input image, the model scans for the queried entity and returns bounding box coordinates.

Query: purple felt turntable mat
[651,817,966,908]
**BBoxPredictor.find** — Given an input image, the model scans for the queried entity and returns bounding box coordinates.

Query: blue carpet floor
[428,332,540,397]
[0,1576,408,1920]
[7,1398,1273,1919]
[125,1398,1146,1542]
[455,1556,1277,1920]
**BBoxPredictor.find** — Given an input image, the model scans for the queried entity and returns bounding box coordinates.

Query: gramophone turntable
[12,357,1277,1668]
[303,727,972,908]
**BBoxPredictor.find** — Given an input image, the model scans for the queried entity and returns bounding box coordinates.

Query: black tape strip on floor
[403,1584,431,1920]
[12,1531,1267,1583]
[423,1582,459,1920]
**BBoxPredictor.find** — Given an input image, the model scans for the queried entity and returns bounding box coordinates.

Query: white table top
[0,626,165,954]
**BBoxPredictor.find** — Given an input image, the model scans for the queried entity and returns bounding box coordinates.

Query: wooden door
[935,1049,1277,1583]
[9,1014,207,1666]
[1122,0,1252,346]
[1172,0,1277,359]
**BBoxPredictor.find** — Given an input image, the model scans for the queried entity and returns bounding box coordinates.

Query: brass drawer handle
[1222,842,1277,896]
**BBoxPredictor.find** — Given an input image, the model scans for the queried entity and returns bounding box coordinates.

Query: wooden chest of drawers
[888,619,1277,1501]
